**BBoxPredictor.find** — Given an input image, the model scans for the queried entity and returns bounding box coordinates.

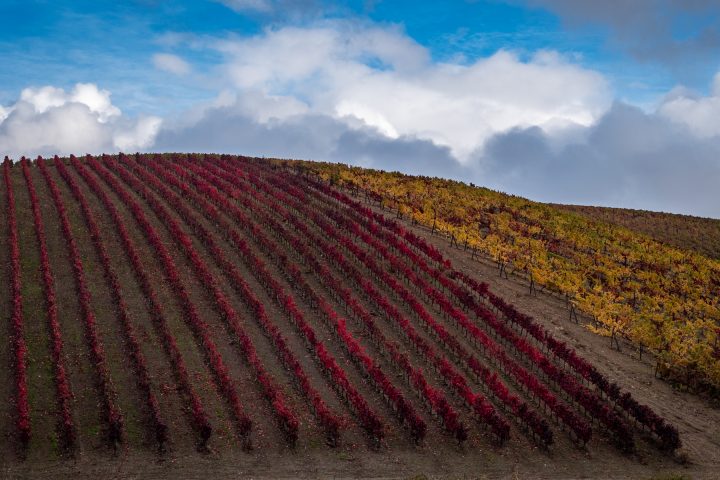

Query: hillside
[552,204,720,260]
[1,154,717,479]
[285,161,720,397]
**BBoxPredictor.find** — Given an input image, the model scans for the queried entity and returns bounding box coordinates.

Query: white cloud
[19,86,66,113]
[0,83,161,158]
[152,53,191,76]
[19,83,121,122]
[336,100,399,138]
[114,116,163,151]
[214,23,610,160]
[1,102,112,157]
[658,73,720,138]
[217,89,309,123]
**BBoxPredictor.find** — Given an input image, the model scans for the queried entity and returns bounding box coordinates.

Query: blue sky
[0,0,703,107]
[2,0,720,217]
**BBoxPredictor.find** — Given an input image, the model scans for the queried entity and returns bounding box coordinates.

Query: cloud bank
[1,23,719,217]
[482,102,720,218]
[213,23,610,160]
[0,83,161,159]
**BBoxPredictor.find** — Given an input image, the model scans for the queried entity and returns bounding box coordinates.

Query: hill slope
[283,160,720,396]
[1,154,715,479]
[552,204,720,260]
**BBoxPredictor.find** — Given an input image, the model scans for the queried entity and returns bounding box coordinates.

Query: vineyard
[552,204,720,261]
[0,154,715,478]
[285,161,720,395]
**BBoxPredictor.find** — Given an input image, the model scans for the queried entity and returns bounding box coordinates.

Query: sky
[1,1,719,217]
